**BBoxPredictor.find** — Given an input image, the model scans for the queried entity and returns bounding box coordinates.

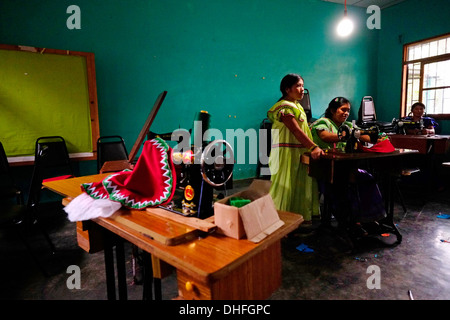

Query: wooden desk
[305,149,419,244]
[389,134,450,154]
[307,148,418,184]
[389,135,450,193]
[43,174,303,300]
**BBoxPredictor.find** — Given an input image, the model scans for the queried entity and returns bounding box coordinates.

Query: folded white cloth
[64,192,122,222]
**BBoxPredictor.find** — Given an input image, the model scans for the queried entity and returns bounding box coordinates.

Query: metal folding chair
[96,135,128,173]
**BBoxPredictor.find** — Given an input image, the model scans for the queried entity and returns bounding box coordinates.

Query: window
[401,33,450,119]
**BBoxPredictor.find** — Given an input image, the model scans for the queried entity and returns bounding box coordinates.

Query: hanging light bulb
[337,17,354,37]
[336,0,353,37]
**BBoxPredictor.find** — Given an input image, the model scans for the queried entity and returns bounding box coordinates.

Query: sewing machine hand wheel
[338,124,351,142]
[201,140,234,187]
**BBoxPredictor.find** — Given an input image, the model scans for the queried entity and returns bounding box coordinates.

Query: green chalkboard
[0,45,99,165]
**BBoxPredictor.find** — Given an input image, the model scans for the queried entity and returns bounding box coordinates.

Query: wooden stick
[128,91,167,163]
[146,207,217,233]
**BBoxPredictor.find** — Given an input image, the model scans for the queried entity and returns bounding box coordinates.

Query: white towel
[64,192,122,222]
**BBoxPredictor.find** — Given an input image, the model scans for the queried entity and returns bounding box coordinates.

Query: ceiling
[320,0,408,9]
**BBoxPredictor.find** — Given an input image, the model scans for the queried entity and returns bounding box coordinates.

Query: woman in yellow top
[267,74,323,222]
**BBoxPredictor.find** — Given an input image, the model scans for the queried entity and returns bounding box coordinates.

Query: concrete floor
[1,178,450,301]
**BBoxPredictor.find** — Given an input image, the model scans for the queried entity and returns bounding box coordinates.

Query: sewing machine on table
[101,92,235,220]
[148,110,235,220]
[43,91,303,300]
[338,123,380,153]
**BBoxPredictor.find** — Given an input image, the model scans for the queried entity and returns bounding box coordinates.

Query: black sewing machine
[392,118,424,135]
[338,124,380,153]
[148,111,234,219]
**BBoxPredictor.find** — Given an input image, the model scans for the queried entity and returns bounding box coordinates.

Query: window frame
[401,33,450,120]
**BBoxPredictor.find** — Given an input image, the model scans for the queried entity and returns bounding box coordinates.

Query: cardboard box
[214,179,284,242]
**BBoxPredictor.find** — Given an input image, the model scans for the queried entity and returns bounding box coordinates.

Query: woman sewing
[310,97,374,150]
[402,102,438,135]
[310,97,386,238]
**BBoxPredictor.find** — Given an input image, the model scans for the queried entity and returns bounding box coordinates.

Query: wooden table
[307,148,419,184]
[388,134,450,155]
[43,174,303,300]
[305,148,419,244]
[389,135,450,194]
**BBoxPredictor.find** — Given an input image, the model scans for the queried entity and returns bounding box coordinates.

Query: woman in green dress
[310,97,386,236]
[267,74,323,222]
[310,96,373,150]
[310,97,353,151]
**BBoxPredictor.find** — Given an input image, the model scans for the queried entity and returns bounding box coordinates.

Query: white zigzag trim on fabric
[82,182,109,200]
[103,138,174,209]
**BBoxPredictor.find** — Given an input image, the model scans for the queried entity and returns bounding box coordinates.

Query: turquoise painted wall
[376,0,450,133]
[0,0,379,179]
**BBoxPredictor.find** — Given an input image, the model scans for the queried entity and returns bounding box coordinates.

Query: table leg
[115,238,128,300]
[154,278,162,300]
[151,256,164,300]
[142,251,153,300]
[379,172,402,243]
[103,230,116,300]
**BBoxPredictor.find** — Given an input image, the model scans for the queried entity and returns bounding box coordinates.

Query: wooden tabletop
[319,148,418,161]
[388,134,450,141]
[43,173,111,198]
[43,174,303,284]
[388,134,450,154]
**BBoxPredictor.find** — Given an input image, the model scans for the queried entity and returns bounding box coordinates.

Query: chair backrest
[34,136,72,169]
[358,96,377,123]
[299,88,312,122]
[256,118,272,178]
[97,136,128,173]
[27,136,73,207]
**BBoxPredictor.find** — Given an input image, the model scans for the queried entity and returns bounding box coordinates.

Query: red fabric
[81,138,176,209]
[358,139,396,153]
[106,140,177,208]
[80,180,109,199]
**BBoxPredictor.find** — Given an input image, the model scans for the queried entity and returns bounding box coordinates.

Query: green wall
[0,0,389,179]
[376,0,450,132]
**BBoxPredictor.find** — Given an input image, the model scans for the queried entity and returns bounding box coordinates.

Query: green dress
[310,117,353,151]
[267,100,320,221]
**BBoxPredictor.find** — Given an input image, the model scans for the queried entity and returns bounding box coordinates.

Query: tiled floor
[1,178,450,300]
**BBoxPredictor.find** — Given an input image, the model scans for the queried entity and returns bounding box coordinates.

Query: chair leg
[14,225,49,277]
[26,204,57,254]
[33,218,57,255]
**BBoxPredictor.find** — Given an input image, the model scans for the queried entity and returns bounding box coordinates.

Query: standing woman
[267,74,323,222]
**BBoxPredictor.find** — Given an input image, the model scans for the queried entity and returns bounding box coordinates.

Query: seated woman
[402,102,438,135]
[311,97,374,151]
[310,97,386,238]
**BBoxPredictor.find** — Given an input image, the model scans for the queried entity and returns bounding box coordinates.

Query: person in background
[267,73,323,223]
[403,102,438,135]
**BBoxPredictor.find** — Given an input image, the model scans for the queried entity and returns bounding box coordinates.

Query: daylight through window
[402,34,450,119]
